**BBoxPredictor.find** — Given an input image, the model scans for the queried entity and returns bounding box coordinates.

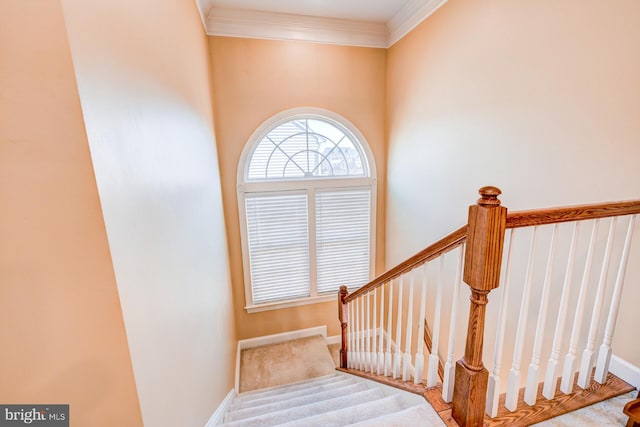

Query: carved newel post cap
[339,285,348,292]
[477,186,502,206]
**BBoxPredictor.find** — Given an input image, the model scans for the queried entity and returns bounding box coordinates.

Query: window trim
[237,107,377,312]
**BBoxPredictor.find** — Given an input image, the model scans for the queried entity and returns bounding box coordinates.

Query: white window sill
[245,293,339,313]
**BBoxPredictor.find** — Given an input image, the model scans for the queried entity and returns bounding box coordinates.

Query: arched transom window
[238,109,376,312]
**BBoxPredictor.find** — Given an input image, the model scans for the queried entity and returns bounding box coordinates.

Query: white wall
[61,0,236,425]
[386,0,640,367]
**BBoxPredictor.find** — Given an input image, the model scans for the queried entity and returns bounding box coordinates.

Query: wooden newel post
[338,285,349,369]
[452,186,507,427]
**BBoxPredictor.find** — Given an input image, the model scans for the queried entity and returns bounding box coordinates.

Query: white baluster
[577,218,617,388]
[378,282,385,375]
[543,222,580,399]
[415,263,428,385]
[347,301,356,369]
[371,288,378,373]
[360,294,366,371]
[443,244,464,403]
[505,227,539,411]
[561,219,600,394]
[354,297,360,370]
[487,232,515,416]
[385,279,394,376]
[366,291,371,372]
[393,275,404,379]
[427,257,445,387]
[525,224,559,405]
[403,271,415,381]
[595,215,636,383]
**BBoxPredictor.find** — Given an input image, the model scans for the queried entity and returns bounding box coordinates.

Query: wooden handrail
[344,225,467,303]
[506,200,640,229]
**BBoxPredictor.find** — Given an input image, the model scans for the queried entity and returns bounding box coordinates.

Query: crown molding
[387,0,448,46]
[206,8,388,48]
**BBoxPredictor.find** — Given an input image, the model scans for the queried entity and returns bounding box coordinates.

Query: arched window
[237,108,377,312]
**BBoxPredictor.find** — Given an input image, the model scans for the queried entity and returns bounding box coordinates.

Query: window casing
[237,108,377,312]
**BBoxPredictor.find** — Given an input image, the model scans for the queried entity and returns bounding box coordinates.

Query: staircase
[219,373,444,426]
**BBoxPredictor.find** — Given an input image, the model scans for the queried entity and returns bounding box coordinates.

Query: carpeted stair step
[224,381,371,422]
[235,373,339,399]
[229,377,356,411]
[345,403,444,426]
[274,394,415,427]
[220,388,385,427]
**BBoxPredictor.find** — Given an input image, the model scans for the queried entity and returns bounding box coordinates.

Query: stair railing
[485,199,640,421]
[339,186,640,427]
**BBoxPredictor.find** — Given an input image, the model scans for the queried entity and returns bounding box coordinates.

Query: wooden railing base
[425,372,631,427]
[335,367,429,396]
[485,372,634,427]
[338,368,632,426]
[452,361,489,427]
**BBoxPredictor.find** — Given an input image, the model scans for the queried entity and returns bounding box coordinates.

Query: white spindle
[371,288,378,373]
[348,301,354,368]
[366,291,372,372]
[524,224,559,405]
[543,222,580,399]
[505,227,539,411]
[415,263,428,385]
[352,298,360,369]
[403,271,415,381]
[347,302,351,368]
[577,218,617,388]
[393,275,404,379]
[560,219,600,394]
[378,283,385,375]
[595,215,636,383]
[487,232,515,416]
[385,279,394,376]
[443,244,464,403]
[427,257,445,387]
[360,295,366,371]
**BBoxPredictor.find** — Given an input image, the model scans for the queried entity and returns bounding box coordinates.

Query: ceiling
[197,0,448,48]
[205,0,410,23]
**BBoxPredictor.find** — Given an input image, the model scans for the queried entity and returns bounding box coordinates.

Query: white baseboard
[235,326,328,391]
[610,354,640,389]
[204,389,234,427]
[325,334,341,345]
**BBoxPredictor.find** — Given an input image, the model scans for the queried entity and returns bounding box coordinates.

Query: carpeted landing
[239,335,337,393]
[220,372,444,426]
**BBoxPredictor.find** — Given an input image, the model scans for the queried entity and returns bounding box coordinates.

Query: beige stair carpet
[239,335,336,392]
[221,372,445,427]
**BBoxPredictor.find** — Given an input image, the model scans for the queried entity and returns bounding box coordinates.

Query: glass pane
[246,117,368,180]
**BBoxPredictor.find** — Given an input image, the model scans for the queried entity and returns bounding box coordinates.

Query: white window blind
[316,188,371,293]
[245,193,310,303]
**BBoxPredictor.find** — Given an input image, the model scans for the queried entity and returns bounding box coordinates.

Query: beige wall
[209,37,387,340]
[0,1,142,425]
[386,0,640,366]
[61,0,236,425]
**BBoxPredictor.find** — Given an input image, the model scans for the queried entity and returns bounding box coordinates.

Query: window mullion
[308,188,318,298]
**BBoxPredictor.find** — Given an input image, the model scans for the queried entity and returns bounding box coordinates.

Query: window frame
[237,107,377,313]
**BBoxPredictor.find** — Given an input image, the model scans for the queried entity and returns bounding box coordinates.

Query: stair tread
[224,381,371,422]
[229,376,356,410]
[272,394,412,427]
[237,373,339,397]
[221,388,385,427]
[346,403,445,427]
